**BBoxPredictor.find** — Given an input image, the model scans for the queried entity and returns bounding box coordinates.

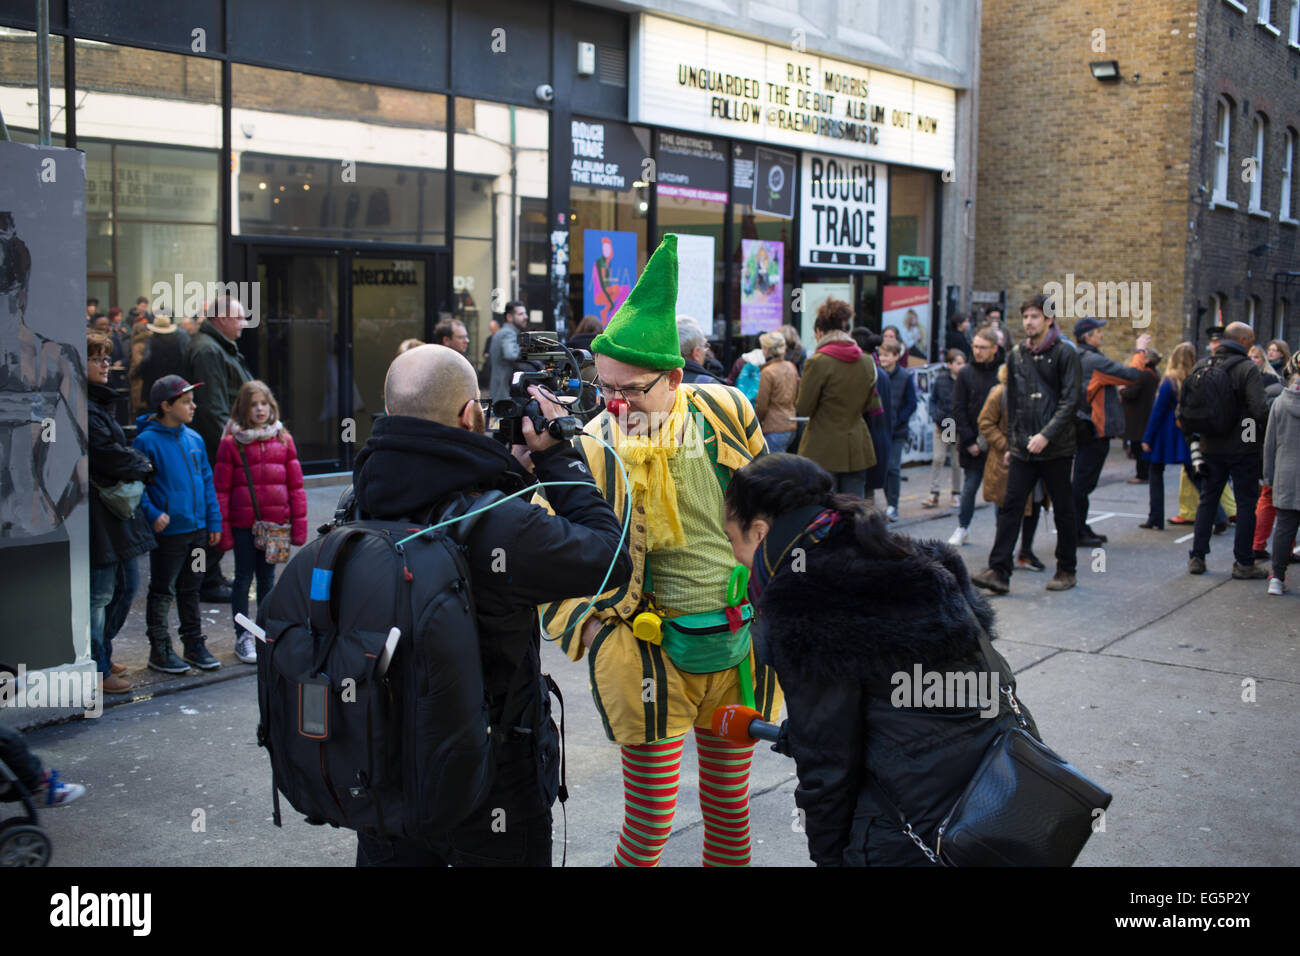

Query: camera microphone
[711,704,780,744]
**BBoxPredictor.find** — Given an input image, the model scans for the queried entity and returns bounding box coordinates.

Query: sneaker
[182,638,221,671]
[1045,571,1077,591]
[1188,555,1206,575]
[235,633,258,664]
[1170,516,1193,525]
[1138,521,1163,530]
[1267,577,1285,596]
[886,505,899,522]
[39,770,86,808]
[1231,561,1269,580]
[951,494,962,509]
[102,674,132,694]
[148,642,191,674]
[1016,551,1046,572]
[948,526,969,546]
[921,493,940,509]
[971,568,1010,594]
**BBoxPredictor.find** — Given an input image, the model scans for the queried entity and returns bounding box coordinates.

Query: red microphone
[712,704,781,744]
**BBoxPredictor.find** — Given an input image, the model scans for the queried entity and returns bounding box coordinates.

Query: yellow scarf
[608,386,692,550]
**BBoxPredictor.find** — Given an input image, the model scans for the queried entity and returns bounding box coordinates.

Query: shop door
[239,242,446,472]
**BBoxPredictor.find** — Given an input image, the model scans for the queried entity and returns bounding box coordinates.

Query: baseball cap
[1073,317,1107,339]
[150,374,202,410]
[1206,325,1227,340]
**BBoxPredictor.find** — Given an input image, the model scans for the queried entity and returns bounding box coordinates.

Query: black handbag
[867,603,1113,866]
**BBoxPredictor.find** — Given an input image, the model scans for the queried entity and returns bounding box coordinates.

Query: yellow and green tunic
[538,383,783,745]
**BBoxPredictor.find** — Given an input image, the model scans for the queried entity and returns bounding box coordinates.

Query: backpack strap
[236,444,262,522]
[308,527,369,666]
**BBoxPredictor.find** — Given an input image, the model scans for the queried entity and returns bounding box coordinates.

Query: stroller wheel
[0,822,51,866]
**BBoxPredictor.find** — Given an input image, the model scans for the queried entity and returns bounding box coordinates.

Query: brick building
[976,0,1299,353]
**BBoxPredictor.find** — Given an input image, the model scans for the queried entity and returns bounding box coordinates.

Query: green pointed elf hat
[590,234,685,370]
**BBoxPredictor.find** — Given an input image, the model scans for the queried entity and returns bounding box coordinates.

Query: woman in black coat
[723,453,1037,866]
[88,332,157,693]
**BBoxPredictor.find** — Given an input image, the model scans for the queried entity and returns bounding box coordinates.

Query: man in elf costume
[540,235,781,867]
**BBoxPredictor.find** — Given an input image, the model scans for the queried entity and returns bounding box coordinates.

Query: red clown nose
[606,397,628,418]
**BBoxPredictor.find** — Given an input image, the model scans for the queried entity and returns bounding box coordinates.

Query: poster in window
[740,239,783,334]
[584,229,638,325]
[882,283,932,363]
[752,146,796,219]
[670,233,715,329]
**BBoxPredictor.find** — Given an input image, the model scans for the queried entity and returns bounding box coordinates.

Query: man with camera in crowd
[350,343,632,865]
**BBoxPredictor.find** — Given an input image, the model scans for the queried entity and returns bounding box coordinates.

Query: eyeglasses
[89,355,112,365]
[592,372,667,401]
[460,398,492,416]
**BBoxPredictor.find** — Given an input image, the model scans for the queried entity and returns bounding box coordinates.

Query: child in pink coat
[214,381,307,663]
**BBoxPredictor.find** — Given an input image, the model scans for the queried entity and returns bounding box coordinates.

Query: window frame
[1212,97,1235,208]
[1249,114,1268,215]
[1283,128,1297,223]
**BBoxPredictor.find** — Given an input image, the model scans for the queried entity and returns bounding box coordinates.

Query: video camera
[493,331,595,446]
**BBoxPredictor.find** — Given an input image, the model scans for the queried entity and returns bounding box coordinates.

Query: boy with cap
[539,235,781,867]
[133,375,224,673]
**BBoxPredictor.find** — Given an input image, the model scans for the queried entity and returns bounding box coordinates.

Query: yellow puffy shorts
[585,618,782,746]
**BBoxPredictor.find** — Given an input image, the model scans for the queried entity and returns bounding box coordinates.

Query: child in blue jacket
[133,375,224,673]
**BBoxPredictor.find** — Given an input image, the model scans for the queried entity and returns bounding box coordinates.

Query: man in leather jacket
[973,294,1082,594]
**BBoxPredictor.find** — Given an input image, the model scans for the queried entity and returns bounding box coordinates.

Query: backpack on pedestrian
[254,489,506,845]
[1177,355,1243,438]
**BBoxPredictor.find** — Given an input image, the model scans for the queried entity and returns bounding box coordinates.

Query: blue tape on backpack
[310,568,333,602]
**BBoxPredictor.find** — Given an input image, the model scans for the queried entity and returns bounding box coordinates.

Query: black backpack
[1178,355,1243,437]
[255,490,503,845]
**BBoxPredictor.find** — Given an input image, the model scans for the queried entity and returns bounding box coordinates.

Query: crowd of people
[47,253,1296,869]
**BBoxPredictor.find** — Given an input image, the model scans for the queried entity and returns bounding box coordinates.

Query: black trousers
[1272,508,1300,581]
[1072,433,1110,534]
[146,529,206,644]
[356,807,553,867]
[1191,453,1260,566]
[990,455,1077,577]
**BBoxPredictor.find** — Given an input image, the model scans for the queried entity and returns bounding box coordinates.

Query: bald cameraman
[351,345,632,866]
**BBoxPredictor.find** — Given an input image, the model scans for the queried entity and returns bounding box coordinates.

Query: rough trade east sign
[799,152,887,270]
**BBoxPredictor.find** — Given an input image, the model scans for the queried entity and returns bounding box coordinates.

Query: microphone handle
[747,718,781,743]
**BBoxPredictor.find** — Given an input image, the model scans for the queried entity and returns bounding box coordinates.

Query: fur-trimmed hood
[757,530,996,688]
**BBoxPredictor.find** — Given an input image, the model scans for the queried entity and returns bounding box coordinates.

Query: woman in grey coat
[1263,355,1300,593]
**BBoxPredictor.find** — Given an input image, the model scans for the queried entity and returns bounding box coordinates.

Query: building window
[1277,298,1288,340]
[1247,295,1259,329]
[1259,0,1283,32]
[1250,115,1268,213]
[232,65,448,245]
[1290,0,1300,44]
[1212,98,1233,206]
[1283,128,1297,221]
[1209,292,1225,329]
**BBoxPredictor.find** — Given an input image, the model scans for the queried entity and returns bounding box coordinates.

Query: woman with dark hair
[723,453,1037,867]
[852,327,891,508]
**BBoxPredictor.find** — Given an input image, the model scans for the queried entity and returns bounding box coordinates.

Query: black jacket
[1004,332,1082,460]
[351,415,632,817]
[759,529,1034,866]
[682,359,723,386]
[1195,341,1269,458]
[88,382,157,567]
[952,357,999,469]
[930,366,956,424]
[945,328,972,362]
[133,329,189,417]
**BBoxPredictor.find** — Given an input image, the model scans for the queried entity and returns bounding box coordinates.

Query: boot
[148,636,190,674]
[182,635,221,671]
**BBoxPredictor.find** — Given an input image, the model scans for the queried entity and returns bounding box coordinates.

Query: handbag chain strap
[864,594,1026,865]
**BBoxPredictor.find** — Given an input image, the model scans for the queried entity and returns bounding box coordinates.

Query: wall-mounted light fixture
[1089,60,1121,81]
